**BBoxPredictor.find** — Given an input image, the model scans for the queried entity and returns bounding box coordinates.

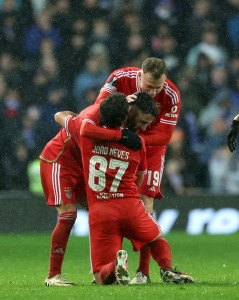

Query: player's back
[39,127,82,169]
[80,136,146,207]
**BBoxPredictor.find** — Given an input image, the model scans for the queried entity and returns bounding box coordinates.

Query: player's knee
[152,232,164,242]
[56,202,77,214]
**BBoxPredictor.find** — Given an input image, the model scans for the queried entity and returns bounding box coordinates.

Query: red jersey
[65,106,147,207]
[39,104,122,168]
[95,67,181,154]
[39,127,82,172]
[81,138,147,207]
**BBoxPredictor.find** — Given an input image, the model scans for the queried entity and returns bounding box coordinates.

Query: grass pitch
[0,232,239,300]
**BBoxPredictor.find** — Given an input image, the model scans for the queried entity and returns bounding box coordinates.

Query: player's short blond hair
[141,57,167,79]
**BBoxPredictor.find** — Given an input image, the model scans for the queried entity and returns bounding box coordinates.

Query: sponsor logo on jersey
[97,192,124,199]
[165,113,178,118]
[64,186,73,199]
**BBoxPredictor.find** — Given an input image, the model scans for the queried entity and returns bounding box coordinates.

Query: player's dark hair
[100,93,129,128]
[132,92,158,117]
[141,57,167,79]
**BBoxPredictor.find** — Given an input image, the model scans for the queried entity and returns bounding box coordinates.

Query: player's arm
[54,111,77,127]
[140,122,175,146]
[55,110,122,140]
[95,90,111,104]
[55,111,142,150]
[81,121,142,150]
[95,71,118,104]
[135,173,144,187]
[80,120,122,141]
[228,114,239,152]
[141,96,180,146]
[135,137,147,186]
[140,99,179,146]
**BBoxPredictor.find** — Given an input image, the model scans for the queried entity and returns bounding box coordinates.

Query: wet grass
[1,232,239,300]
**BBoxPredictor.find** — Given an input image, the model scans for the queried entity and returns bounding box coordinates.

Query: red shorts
[40,160,86,206]
[138,146,165,199]
[89,198,161,273]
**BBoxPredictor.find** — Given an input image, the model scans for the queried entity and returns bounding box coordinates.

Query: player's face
[127,109,155,132]
[140,71,166,97]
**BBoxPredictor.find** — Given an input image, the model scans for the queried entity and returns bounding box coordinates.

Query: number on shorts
[147,170,160,186]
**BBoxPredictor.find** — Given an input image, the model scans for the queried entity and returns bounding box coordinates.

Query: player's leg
[126,198,163,285]
[150,237,194,284]
[89,203,129,285]
[127,200,194,284]
[132,151,165,284]
[130,194,154,284]
[94,248,130,286]
[40,161,78,286]
[45,202,77,286]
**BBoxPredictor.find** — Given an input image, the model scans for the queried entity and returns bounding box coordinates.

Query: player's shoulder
[79,104,100,118]
[139,135,146,151]
[164,77,180,94]
[112,66,140,78]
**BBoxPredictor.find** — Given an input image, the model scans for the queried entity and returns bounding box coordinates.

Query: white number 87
[88,155,129,192]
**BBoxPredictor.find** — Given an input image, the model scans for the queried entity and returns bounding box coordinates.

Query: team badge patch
[107,76,118,87]
[64,187,73,199]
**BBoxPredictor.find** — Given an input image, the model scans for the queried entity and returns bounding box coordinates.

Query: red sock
[137,244,151,277]
[150,238,172,269]
[48,211,77,278]
[136,212,154,277]
[99,262,116,285]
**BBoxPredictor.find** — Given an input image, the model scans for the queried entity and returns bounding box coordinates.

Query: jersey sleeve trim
[163,82,180,105]
[136,170,147,175]
[39,136,72,163]
[65,115,73,136]
[82,118,96,125]
[160,118,177,125]
[101,84,116,94]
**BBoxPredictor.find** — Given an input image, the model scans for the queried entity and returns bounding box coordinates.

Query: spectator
[186,29,228,69]
[208,143,239,194]
[1,0,239,195]
[35,84,68,150]
[2,141,30,190]
[72,55,109,110]
[23,10,61,70]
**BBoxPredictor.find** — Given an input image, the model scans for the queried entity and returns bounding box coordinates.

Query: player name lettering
[92,146,129,160]
[92,145,109,155]
[109,147,129,160]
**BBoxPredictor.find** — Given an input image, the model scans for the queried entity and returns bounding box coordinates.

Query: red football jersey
[95,67,181,153]
[39,126,83,172]
[40,104,122,168]
[80,137,147,207]
[65,105,147,207]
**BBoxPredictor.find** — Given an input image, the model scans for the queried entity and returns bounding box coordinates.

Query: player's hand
[120,129,142,150]
[227,120,239,152]
[126,94,137,103]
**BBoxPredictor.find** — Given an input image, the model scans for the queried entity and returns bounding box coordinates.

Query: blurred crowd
[1,0,239,195]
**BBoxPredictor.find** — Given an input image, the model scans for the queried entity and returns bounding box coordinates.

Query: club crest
[64,186,73,199]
